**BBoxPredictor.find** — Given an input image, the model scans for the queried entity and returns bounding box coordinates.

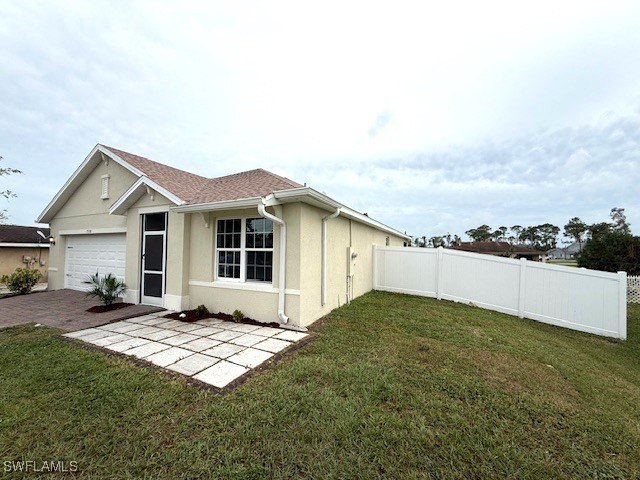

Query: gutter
[257,198,289,324]
[321,207,341,305]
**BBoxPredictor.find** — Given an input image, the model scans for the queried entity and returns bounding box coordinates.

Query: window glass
[246,251,273,282]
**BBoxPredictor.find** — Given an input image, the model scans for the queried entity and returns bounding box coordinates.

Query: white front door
[140,212,167,306]
[65,233,126,291]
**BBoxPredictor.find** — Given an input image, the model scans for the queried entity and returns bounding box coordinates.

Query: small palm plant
[84,273,127,306]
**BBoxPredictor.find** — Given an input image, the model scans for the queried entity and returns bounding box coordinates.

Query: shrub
[195,304,209,316]
[578,231,640,274]
[83,273,127,306]
[0,268,42,294]
[232,309,244,323]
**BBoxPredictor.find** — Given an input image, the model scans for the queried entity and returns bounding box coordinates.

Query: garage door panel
[65,234,126,291]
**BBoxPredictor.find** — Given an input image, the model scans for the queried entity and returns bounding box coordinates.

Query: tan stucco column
[165,211,191,311]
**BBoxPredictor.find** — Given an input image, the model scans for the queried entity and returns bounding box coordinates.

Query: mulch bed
[163,310,280,328]
[86,303,134,313]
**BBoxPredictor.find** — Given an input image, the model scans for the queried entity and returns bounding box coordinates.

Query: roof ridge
[210,167,301,187]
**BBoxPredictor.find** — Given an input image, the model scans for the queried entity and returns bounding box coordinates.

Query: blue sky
[1,1,639,240]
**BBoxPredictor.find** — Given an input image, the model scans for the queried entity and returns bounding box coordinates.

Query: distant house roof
[0,225,50,246]
[451,241,544,256]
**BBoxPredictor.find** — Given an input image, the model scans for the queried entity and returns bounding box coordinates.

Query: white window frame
[214,217,274,284]
[101,174,110,199]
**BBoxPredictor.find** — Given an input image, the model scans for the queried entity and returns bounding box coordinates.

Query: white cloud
[0,0,639,237]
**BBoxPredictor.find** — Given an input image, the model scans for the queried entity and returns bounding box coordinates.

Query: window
[101,174,110,199]
[216,219,241,279]
[215,218,274,282]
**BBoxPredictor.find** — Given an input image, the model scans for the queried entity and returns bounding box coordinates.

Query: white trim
[58,227,127,236]
[214,216,275,285]
[110,176,184,215]
[164,294,190,311]
[0,242,50,248]
[171,187,411,241]
[140,212,168,306]
[48,267,58,272]
[188,279,300,295]
[36,144,145,223]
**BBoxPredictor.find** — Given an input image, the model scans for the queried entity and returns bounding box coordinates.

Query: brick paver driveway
[0,289,163,331]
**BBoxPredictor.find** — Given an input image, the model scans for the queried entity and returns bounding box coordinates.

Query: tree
[465,225,492,242]
[610,207,631,234]
[563,217,588,248]
[429,236,444,248]
[0,155,22,223]
[491,226,508,242]
[510,225,523,244]
[537,223,560,250]
[578,231,640,274]
[588,222,611,240]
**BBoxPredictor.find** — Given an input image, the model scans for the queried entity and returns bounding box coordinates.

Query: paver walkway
[0,289,163,331]
[65,311,308,389]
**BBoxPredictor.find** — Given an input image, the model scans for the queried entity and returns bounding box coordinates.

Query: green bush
[0,268,42,294]
[232,309,244,323]
[83,273,127,306]
[578,232,640,274]
[195,304,209,316]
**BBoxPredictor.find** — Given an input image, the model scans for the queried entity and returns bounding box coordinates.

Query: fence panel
[629,276,640,304]
[373,246,627,339]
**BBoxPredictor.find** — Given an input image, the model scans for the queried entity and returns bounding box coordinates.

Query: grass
[1,292,639,478]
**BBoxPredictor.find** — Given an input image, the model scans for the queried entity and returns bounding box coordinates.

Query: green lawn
[1,293,639,478]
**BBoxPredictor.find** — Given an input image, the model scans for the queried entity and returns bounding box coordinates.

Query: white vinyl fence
[629,276,640,304]
[373,246,628,339]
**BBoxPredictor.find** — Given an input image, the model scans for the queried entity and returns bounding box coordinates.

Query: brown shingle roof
[102,146,211,203]
[0,225,50,244]
[451,242,544,255]
[101,146,302,204]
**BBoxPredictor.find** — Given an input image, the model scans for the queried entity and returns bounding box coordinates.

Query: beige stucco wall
[48,159,136,290]
[186,204,302,325]
[298,203,405,327]
[0,246,49,281]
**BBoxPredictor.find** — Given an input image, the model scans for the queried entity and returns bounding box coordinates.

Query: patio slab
[64,313,309,390]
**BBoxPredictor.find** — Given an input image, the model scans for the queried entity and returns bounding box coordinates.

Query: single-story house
[546,241,582,260]
[451,241,547,261]
[37,144,409,329]
[0,225,50,280]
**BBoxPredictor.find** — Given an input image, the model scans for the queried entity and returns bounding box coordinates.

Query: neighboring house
[450,241,547,261]
[37,144,409,329]
[546,241,582,260]
[0,225,50,280]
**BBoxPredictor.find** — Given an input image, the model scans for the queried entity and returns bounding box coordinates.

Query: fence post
[518,257,527,319]
[372,245,378,290]
[618,271,627,340]
[436,246,443,300]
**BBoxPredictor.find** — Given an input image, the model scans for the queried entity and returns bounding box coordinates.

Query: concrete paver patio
[64,312,309,389]
[0,289,164,331]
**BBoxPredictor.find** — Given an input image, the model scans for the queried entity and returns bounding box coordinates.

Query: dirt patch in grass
[163,309,280,328]
[86,303,134,313]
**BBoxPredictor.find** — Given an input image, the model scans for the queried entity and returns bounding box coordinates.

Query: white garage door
[65,233,126,291]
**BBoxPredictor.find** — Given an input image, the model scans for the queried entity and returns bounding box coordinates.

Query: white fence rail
[629,276,640,304]
[373,246,628,339]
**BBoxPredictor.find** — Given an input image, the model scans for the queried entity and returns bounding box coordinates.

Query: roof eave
[36,144,145,223]
[170,187,411,241]
[109,176,184,215]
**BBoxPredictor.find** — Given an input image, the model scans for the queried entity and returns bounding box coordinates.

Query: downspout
[321,207,341,306]
[258,199,289,324]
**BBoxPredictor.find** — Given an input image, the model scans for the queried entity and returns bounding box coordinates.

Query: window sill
[188,279,300,296]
